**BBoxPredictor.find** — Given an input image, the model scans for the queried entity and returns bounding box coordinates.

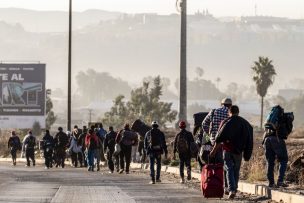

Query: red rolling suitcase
[201,163,224,198]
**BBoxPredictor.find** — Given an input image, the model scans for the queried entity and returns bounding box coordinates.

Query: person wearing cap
[144,121,168,184]
[22,130,36,167]
[202,97,232,193]
[173,121,194,183]
[202,98,232,161]
[8,131,22,166]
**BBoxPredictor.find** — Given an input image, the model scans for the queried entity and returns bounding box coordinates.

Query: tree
[102,76,177,128]
[195,67,204,78]
[252,56,276,129]
[46,89,57,130]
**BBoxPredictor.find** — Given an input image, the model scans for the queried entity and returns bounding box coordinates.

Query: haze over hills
[0,8,303,96]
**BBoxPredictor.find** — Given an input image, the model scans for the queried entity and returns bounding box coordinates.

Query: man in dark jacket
[8,131,21,166]
[210,105,253,199]
[144,121,168,184]
[54,127,69,168]
[173,121,194,183]
[22,130,36,167]
[116,124,137,174]
[104,126,117,173]
[42,130,55,169]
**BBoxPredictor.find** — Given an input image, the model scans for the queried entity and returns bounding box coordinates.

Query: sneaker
[97,167,100,171]
[87,167,92,171]
[45,167,49,169]
[156,179,161,183]
[180,178,185,184]
[268,183,277,188]
[109,171,114,174]
[187,176,191,181]
[119,169,124,174]
[149,180,155,184]
[126,171,130,174]
[228,191,236,199]
[224,188,229,195]
[277,182,289,187]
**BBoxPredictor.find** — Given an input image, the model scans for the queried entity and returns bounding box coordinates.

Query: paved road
[0,163,233,203]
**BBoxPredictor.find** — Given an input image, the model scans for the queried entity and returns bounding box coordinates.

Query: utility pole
[179,0,187,122]
[67,0,72,131]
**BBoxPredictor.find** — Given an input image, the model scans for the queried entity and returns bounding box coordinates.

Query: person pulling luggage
[173,121,194,184]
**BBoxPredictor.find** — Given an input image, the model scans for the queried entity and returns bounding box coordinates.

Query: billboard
[0,63,46,129]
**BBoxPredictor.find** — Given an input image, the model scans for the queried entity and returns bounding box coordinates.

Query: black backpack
[148,130,162,150]
[176,132,188,153]
[108,133,116,148]
[88,136,97,150]
[277,112,294,139]
[27,136,35,148]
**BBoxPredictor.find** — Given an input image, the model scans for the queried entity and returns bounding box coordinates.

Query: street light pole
[67,0,72,131]
[179,0,187,122]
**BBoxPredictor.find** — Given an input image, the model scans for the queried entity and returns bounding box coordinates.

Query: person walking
[42,130,55,169]
[116,124,137,174]
[210,105,253,199]
[144,121,168,184]
[173,121,194,184]
[85,128,99,172]
[54,127,69,168]
[78,126,88,167]
[22,130,36,167]
[8,131,22,166]
[104,126,117,173]
[69,129,83,167]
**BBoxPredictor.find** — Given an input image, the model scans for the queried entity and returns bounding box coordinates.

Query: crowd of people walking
[7,97,293,199]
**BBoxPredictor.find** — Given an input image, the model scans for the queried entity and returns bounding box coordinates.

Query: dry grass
[0,130,10,157]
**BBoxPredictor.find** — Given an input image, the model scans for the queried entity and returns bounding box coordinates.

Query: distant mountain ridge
[0,8,122,32]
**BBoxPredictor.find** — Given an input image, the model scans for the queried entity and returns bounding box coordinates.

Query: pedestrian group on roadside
[7,97,294,200]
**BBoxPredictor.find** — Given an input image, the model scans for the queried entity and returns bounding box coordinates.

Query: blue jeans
[87,149,95,169]
[179,154,191,178]
[223,151,242,192]
[264,136,288,185]
[149,152,161,181]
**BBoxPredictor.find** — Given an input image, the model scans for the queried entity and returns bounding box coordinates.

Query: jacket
[104,131,117,152]
[144,128,168,155]
[215,115,253,161]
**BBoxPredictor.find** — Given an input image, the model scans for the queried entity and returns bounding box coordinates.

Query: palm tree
[252,56,276,129]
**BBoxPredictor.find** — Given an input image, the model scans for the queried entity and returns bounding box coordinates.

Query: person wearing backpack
[116,124,137,174]
[173,121,194,184]
[42,130,55,169]
[104,126,117,173]
[96,123,107,163]
[8,131,22,166]
[78,126,88,167]
[69,128,83,168]
[54,127,69,168]
[263,105,293,188]
[85,129,99,171]
[144,121,168,184]
[22,130,36,167]
[210,105,253,199]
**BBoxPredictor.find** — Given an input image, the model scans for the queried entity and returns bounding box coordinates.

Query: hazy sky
[0,0,303,18]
